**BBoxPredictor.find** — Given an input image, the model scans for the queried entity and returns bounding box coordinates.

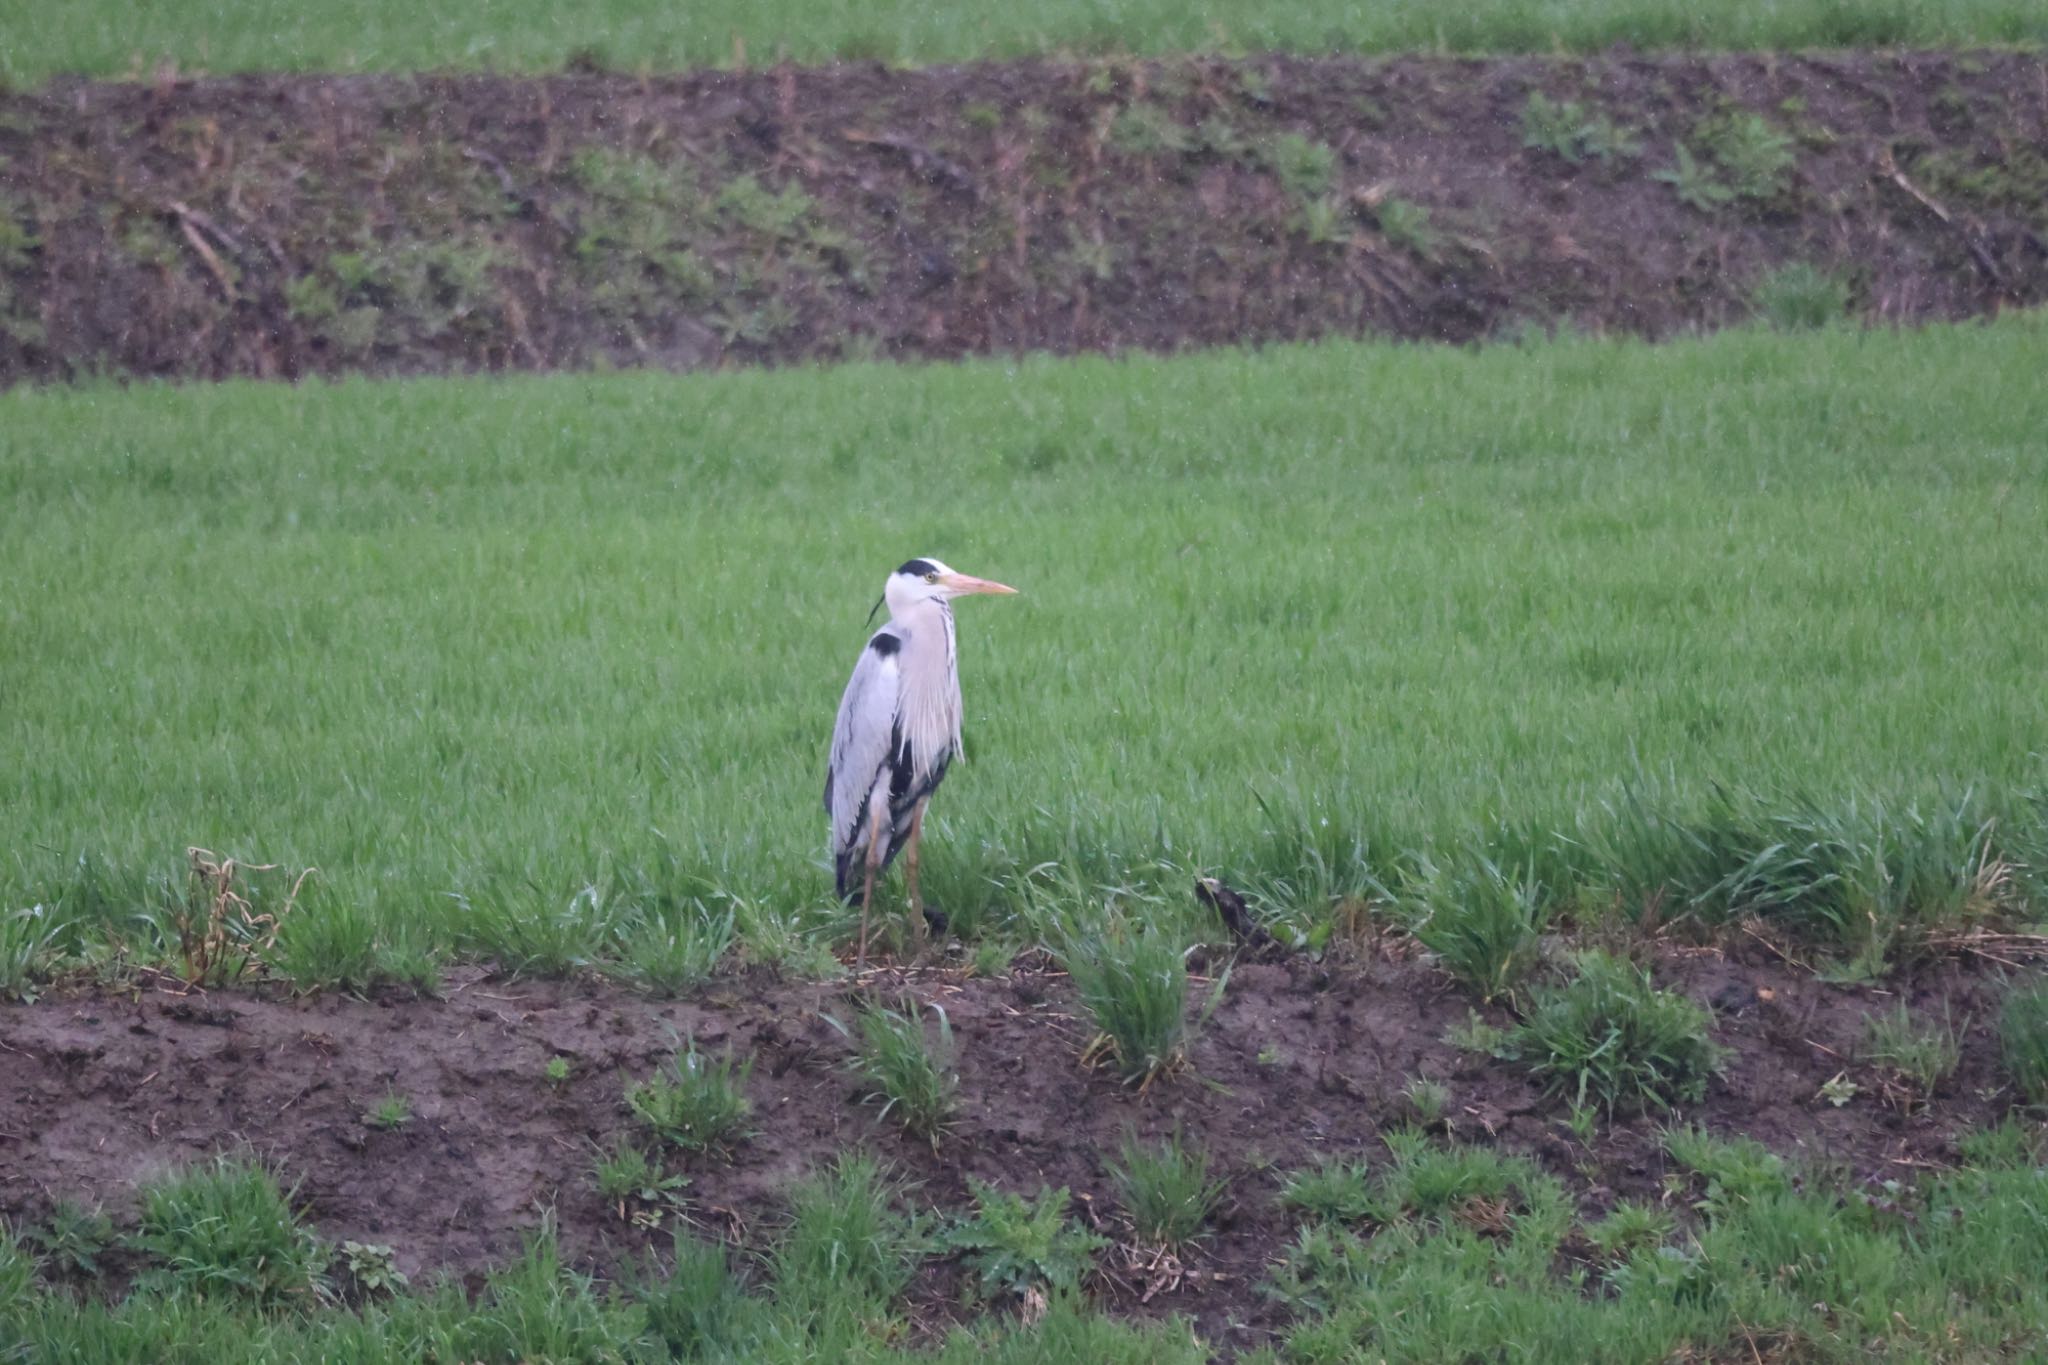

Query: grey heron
[825,557,1018,962]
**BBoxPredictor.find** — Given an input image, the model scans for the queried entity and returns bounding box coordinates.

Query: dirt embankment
[0,945,2025,1349]
[0,51,2043,387]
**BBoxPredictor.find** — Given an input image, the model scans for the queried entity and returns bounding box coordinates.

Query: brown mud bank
[0,51,2044,387]
[0,944,2028,1348]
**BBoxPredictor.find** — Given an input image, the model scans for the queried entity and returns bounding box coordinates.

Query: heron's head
[874,557,1018,621]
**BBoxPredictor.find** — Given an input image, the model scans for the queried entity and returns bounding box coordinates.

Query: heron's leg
[857,802,889,968]
[905,799,930,947]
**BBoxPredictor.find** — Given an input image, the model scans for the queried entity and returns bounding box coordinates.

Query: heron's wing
[825,630,903,855]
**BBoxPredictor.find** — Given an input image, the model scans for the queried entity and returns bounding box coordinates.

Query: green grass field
[1,0,2042,84]
[5,318,2046,987]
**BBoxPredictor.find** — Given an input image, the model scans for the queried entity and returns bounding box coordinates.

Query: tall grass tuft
[451,1216,648,1362]
[0,904,60,1002]
[1699,792,2015,975]
[132,1157,327,1306]
[831,998,959,1144]
[1111,1127,1228,1248]
[1379,845,1550,1002]
[1999,979,2048,1104]
[636,1233,760,1358]
[772,1154,923,1307]
[1584,785,2023,975]
[1509,952,1722,1113]
[1064,921,1207,1086]
[615,897,735,996]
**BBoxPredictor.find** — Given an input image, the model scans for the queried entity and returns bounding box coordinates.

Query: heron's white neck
[889,594,951,629]
[889,595,962,755]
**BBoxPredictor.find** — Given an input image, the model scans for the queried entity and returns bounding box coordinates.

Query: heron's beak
[939,572,1019,596]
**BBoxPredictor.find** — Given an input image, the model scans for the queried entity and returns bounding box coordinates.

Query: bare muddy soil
[0,942,2029,1351]
[0,51,2043,387]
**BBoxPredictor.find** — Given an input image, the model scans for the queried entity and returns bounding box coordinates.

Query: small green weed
[362,1093,412,1130]
[1520,93,1637,163]
[1372,196,1436,256]
[945,1180,1107,1300]
[1699,110,1797,199]
[831,998,959,1144]
[544,1055,572,1086]
[338,1240,409,1297]
[1999,979,2048,1103]
[1265,131,1337,202]
[625,1038,755,1155]
[970,940,1013,977]
[1111,1128,1227,1248]
[1509,952,1722,1113]
[25,1200,114,1276]
[1299,194,1350,245]
[1278,1156,1376,1224]
[715,174,814,242]
[1654,143,1735,212]
[1753,262,1850,330]
[132,1157,327,1306]
[1864,1001,1961,1097]
[1656,110,1796,212]
[1111,102,1194,155]
[1446,1010,1517,1055]
[1562,1102,1599,1144]
[592,1140,689,1226]
[1402,1076,1452,1126]
[1584,1199,1673,1259]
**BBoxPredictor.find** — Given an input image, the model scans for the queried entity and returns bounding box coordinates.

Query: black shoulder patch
[868,632,902,657]
[896,558,938,578]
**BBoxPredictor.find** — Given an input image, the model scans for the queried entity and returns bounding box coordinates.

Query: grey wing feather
[826,636,902,855]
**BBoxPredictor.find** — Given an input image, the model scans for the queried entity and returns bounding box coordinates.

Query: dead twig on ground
[1875,147,2007,291]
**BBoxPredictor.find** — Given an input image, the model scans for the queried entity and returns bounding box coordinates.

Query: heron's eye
[924,572,939,584]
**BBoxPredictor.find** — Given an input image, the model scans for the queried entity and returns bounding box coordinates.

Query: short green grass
[5,320,2048,986]
[4,0,2042,84]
